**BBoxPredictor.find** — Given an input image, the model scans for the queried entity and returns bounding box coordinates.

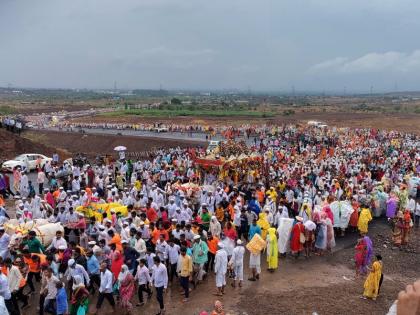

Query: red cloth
[223,227,237,241]
[111,250,124,280]
[324,207,334,225]
[290,222,304,253]
[354,240,366,267]
[146,207,158,223]
[45,192,55,208]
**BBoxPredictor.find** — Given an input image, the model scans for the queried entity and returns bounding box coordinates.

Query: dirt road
[16,220,419,315]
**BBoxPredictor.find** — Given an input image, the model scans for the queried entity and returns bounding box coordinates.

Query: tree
[171,97,182,105]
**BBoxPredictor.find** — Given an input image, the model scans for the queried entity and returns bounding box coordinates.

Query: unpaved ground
[21,129,205,159]
[14,220,419,315]
[70,111,420,134]
[235,221,420,315]
[0,129,69,160]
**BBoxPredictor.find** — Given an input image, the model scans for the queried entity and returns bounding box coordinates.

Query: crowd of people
[0,124,419,315]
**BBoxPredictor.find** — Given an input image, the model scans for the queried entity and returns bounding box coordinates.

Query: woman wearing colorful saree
[118,264,135,315]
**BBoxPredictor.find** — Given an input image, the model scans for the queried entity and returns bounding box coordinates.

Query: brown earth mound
[22,130,205,159]
[0,128,68,160]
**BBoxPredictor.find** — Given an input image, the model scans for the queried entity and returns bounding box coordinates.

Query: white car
[154,127,168,133]
[2,154,52,172]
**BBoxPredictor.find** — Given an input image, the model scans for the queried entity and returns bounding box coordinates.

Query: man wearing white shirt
[46,230,67,251]
[151,256,168,315]
[41,267,59,314]
[165,240,180,282]
[229,240,245,288]
[167,197,177,219]
[95,262,115,313]
[134,232,147,259]
[155,235,168,262]
[134,259,152,306]
[0,272,15,315]
[37,170,46,194]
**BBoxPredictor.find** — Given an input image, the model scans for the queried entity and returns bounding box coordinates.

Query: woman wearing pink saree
[118,264,135,315]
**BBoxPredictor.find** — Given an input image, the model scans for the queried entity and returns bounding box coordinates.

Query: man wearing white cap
[229,239,245,288]
[167,196,177,219]
[66,258,90,298]
[191,234,208,287]
[205,191,215,214]
[214,242,228,296]
[57,187,67,208]
[71,175,80,193]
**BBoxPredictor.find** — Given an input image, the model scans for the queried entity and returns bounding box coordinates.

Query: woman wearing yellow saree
[266,227,278,271]
[362,255,383,300]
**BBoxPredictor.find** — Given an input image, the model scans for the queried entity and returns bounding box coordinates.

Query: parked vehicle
[1,154,52,172]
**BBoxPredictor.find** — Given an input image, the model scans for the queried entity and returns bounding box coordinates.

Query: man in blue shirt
[86,250,100,294]
[248,218,262,240]
[55,281,68,315]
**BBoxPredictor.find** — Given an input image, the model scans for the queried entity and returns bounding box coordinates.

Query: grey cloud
[1,0,419,91]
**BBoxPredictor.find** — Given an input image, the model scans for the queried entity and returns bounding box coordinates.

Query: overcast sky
[1,0,420,92]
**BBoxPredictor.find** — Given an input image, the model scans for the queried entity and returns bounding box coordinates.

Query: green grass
[101,109,274,118]
[0,105,17,115]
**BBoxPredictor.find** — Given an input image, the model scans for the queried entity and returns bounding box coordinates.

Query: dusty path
[15,220,419,315]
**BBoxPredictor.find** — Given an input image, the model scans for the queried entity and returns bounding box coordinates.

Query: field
[70,110,420,134]
[102,108,274,118]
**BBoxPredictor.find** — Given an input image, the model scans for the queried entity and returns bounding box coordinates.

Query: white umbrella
[114,146,127,151]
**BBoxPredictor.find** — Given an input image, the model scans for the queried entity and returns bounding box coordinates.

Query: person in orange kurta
[52,189,60,201]
[290,217,305,256]
[146,204,158,223]
[158,227,169,241]
[108,230,123,252]
[150,224,161,245]
[23,252,46,293]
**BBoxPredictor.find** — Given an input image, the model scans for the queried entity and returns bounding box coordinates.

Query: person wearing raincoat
[256,212,270,240]
[266,227,278,271]
[358,207,372,235]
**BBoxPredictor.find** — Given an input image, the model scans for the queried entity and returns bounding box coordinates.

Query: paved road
[29,126,258,146]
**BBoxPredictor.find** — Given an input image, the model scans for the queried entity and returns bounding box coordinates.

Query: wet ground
[14,220,419,315]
